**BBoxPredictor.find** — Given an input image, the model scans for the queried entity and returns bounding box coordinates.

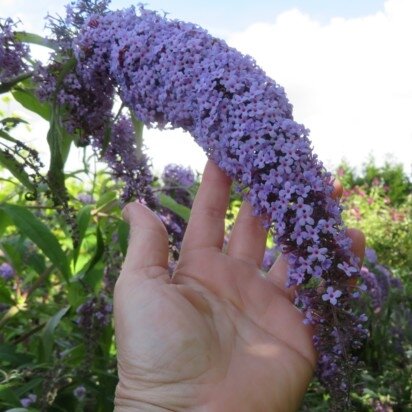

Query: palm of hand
[115,251,315,411]
[114,161,322,412]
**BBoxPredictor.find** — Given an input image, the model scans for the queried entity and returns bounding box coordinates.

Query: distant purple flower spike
[0,262,14,280]
[0,18,30,82]
[365,247,378,264]
[162,164,195,188]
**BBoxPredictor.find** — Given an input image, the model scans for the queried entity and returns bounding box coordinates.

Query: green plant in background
[338,162,412,280]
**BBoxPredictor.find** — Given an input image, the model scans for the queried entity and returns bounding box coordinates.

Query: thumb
[120,201,169,277]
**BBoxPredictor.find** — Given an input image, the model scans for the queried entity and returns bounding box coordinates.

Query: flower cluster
[0,262,14,280]
[0,17,29,83]
[162,164,195,188]
[20,393,37,408]
[160,164,195,262]
[76,294,112,329]
[33,1,115,144]
[73,385,86,401]
[95,115,156,205]
[361,248,403,313]
[73,7,368,404]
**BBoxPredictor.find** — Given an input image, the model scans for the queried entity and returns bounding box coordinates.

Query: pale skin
[114,160,365,412]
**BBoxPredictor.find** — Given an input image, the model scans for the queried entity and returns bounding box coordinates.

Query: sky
[1,0,411,175]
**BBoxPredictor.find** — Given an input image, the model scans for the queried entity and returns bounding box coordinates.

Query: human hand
[114,160,365,412]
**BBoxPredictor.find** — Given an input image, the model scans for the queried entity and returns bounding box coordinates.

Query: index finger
[180,160,232,253]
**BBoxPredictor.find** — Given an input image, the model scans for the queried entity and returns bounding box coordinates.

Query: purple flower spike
[63,5,368,406]
[322,286,343,305]
[0,18,30,82]
[0,262,14,280]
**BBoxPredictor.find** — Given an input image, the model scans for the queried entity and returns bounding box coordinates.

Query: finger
[180,160,232,252]
[346,228,366,266]
[267,254,296,301]
[226,201,267,266]
[332,179,343,200]
[120,201,169,277]
[267,228,366,300]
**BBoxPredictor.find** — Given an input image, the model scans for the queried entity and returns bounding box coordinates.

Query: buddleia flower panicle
[42,3,368,406]
[0,17,30,83]
[160,164,195,263]
[0,262,14,280]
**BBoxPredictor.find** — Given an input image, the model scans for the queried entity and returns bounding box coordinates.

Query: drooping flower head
[71,6,367,406]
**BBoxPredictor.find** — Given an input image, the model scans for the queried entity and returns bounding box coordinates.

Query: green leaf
[14,31,58,50]
[79,224,105,278]
[25,251,46,276]
[11,88,51,120]
[0,283,14,305]
[0,73,31,95]
[131,113,143,158]
[96,191,117,209]
[0,117,28,130]
[0,149,36,192]
[41,305,70,363]
[159,193,191,222]
[118,220,129,257]
[67,281,86,308]
[1,240,23,273]
[0,385,20,406]
[0,130,19,144]
[83,262,104,292]
[95,191,119,214]
[13,378,42,397]
[73,205,93,266]
[0,204,71,282]
[46,107,69,206]
[0,209,12,236]
[0,344,33,367]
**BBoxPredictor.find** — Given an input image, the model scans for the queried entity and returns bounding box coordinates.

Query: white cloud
[225,0,412,173]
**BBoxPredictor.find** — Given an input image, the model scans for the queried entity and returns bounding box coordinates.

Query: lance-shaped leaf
[0,117,28,131]
[41,306,70,363]
[12,86,51,121]
[0,149,36,192]
[159,193,191,222]
[14,31,58,51]
[0,204,71,282]
[46,107,71,205]
[78,223,105,278]
[131,112,143,158]
[0,130,19,144]
[0,73,31,95]
[73,204,93,266]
